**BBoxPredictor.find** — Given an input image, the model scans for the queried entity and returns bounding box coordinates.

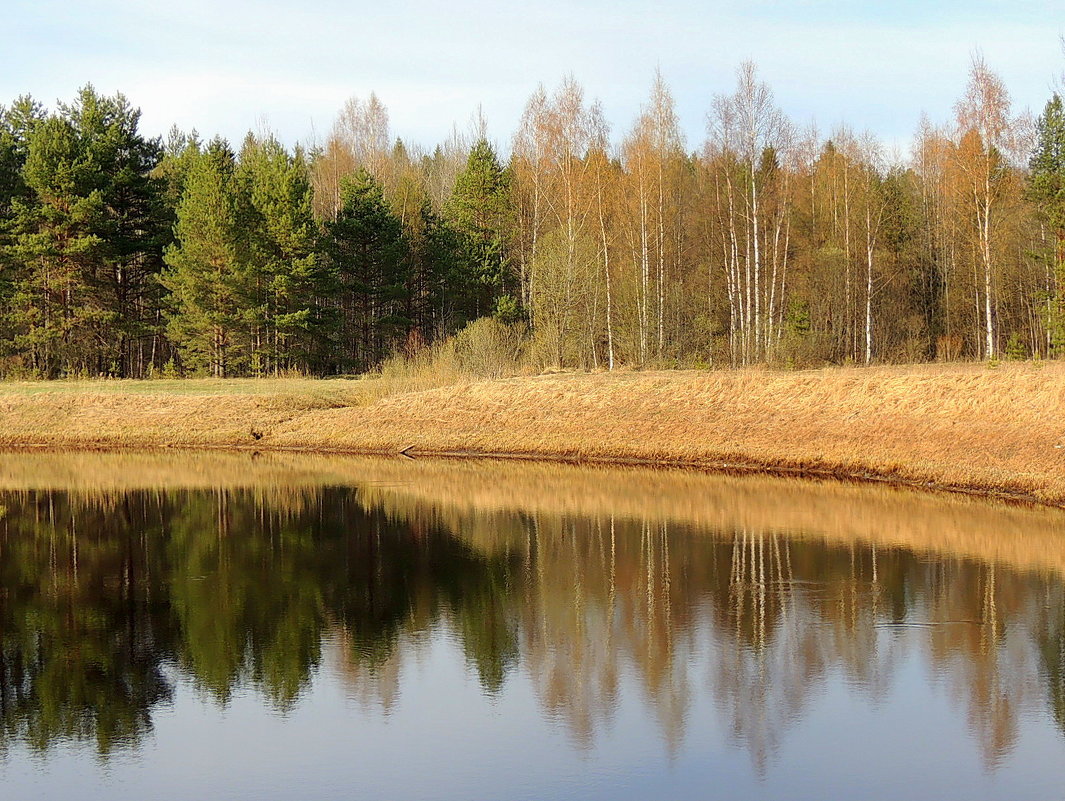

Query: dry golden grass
[0,362,1062,503]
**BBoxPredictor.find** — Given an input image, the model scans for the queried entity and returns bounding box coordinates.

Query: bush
[376,317,530,395]
[936,334,964,361]
[453,317,529,378]
[1005,332,1027,361]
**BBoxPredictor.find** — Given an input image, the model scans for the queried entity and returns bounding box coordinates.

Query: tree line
[1,56,1063,378]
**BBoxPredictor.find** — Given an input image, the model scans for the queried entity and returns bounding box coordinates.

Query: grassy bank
[0,362,1062,504]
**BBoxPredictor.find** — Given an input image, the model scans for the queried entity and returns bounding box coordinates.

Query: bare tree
[953,55,1021,359]
[857,132,890,364]
[708,62,791,364]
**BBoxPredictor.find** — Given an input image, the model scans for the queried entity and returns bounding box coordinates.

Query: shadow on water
[0,450,1062,779]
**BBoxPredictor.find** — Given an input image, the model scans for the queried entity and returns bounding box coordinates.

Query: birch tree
[856,133,890,364]
[621,72,685,363]
[515,78,600,366]
[511,86,551,320]
[708,62,790,364]
[312,93,392,220]
[952,55,1022,359]
[587,107,619,369]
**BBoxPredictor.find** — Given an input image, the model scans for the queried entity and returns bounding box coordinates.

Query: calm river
[1,452,1063,800]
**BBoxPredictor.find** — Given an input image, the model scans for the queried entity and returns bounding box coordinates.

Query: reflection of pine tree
[0,493,175,755]
[1039,598,1065,735]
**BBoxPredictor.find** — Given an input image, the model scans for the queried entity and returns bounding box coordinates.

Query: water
[1,452,1064,800]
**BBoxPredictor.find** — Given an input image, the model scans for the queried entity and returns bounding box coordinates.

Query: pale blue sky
[4,0,1062,156]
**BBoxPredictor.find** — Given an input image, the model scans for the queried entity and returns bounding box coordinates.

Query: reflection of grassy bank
[0,450,1063,579]
[348,457,1065,579]
[0,363,1063,502]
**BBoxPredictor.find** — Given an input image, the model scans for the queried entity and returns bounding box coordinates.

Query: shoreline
[0,363,1062,507]
[0,441,1053,508]
[0,449,1063,576]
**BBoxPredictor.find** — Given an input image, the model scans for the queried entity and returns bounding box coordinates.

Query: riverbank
[0,362,1062,504]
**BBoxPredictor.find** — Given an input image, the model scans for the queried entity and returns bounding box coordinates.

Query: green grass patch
[0,377,366,398]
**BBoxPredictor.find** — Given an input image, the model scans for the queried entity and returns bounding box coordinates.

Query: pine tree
[407,201,464,341]
[161,139,251,377]
[7,112,105,376]
[0,97,42,222]
[1030,94,1065,353]
[1,87,167,376]
[0,97,45,360]
[155,127,203,209]
[64,87,169,376]
[236,133,333,374]
[444,139,513,322]
[323,170,410,372]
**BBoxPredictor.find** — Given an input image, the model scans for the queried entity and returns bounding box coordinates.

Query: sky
[4,0,1063,158]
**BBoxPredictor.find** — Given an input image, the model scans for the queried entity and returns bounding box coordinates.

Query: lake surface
[1,452,1064,800]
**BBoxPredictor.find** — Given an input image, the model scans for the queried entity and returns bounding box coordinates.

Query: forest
[1,57,1063,378]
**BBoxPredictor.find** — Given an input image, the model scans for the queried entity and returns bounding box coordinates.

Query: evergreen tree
[236,133,333,374]
[880,169,936,357]
[444,139,514,322]
[65,87,170,376]
[323,170,410,372]
[1030,94,1065,352]
[1,87,167,376]
[155,126,203,206]
[161,138,251,377]
[7,112,105,376]
[0,97,42,222]
[409,202,465,341]
[0,97,45,357]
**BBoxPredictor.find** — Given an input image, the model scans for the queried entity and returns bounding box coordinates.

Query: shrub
[453,317,529,378]
[1005,332,1027,361]
[375,316,530,397]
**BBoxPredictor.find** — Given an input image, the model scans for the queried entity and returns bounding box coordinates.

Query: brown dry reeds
[0,362,1062,503]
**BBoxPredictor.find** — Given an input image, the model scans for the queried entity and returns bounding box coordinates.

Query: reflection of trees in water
[550,518,688,753]
[0,493,175,755]
[6,494,182,754]
[709,532,1057,771]
[0,487,1062,769]
[712,530,809,774]
[444,510,1065,767]
[0,488,515,754]
[923,562,1062,767]
[1039,600,1065,734]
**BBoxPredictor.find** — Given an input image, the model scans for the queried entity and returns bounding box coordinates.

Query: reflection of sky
[2,0,1060,155]
[5,621,1064,801]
